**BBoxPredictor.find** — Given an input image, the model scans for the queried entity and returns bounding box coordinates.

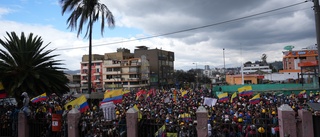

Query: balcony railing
[104,71,121,74]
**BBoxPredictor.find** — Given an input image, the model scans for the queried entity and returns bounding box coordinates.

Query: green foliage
[0,32,69,97]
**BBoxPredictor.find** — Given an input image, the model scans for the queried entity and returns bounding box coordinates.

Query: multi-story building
[282,48,318,71]
[264,46,318,83]
[242,63,272,74]
[80,54,104,93]
[80,48,156,93]
[134,46,175,88]
[66,74,81,93]
[103,49,149,90]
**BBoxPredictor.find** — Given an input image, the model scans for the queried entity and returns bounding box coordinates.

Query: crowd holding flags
[31,93,47,103]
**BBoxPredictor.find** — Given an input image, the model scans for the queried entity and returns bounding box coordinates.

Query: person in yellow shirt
[54,102,63,114]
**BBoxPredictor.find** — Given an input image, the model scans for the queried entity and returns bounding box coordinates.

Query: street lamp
[193,63,198,89]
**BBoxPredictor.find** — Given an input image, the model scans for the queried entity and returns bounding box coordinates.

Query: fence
[78,112,127,137]
[0,106,18,137]
[313,115,320,137]
[212,118,279,137]
[9,104,318,137]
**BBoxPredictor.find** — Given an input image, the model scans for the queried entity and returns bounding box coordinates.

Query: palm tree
[0,32,69,97]
[60,0,115,94]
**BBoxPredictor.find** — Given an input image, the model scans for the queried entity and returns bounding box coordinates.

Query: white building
[243,63,272,74]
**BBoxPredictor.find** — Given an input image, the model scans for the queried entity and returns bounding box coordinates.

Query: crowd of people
[0,87,319,137]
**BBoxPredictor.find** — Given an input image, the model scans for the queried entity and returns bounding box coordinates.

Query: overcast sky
[0,0,317,71]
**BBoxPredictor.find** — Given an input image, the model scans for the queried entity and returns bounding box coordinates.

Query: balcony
[82,66,88,69]
[103,78,122,82]
[93,72,100,75]
[93,79,101,82]
[81,73,88,76]
[104,71,121,74]
[104,64,121,67]
[127,78,139,81]
[81,79,88,82]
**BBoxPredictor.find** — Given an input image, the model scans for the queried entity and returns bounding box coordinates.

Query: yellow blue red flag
[238,86,253,97]
[249,94,260,104]
[31,93,47,103]
[218,92,229,102]
[64,95,89,113]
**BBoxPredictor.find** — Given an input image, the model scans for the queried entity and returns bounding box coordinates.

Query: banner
[100,102,116,121]
[203,97,217,106]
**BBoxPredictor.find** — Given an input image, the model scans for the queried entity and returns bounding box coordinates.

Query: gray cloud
[103,0,317,70]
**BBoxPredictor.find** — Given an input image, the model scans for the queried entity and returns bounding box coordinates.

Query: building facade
[66,74,81,93]
[282,49,318,71]
[80,54,104,93]
[79,47,173,93]
[278,47,318,83]
[134,46,175,89]
[243,63,272,74]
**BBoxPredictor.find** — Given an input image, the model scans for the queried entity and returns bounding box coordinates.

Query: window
[96,68,100,73]
[244,80,252,84]
[95,75,101,80]
[82,69,88,73]
[107,68,112,72]
[96,63,100,66]
[82,76,87,80]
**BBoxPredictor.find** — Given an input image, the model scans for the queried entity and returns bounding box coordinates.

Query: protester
[1,87,318,137]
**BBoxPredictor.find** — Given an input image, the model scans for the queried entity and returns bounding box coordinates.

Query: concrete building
[66,74,81,93]
[134,46,174,88]
[80,54,104,93]
[257,48,318,85]
[243,63,272,74]
[79,47,173,92]
[226,74,264,85]
[267,46,319,83]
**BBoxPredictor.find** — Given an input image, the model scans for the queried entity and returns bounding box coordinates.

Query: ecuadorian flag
[31,93,47,103]
[64,95,89,113]
[181,90,188,97]
[249,94,260,104]
[238,86,253,97]
[101,89,123,104]
[218,93,229,102]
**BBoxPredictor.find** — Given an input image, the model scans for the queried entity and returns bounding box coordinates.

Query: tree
[0,32,69,97]
[60,0,115,94]
[261,53,267,65]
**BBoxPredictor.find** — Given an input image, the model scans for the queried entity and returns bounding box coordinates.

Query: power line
[53,1,308,51]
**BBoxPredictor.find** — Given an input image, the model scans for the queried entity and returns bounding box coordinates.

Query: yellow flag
[230,92,237,103]
[133,105,142,121]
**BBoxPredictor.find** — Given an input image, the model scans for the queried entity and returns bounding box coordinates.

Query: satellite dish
[284,45,294,51]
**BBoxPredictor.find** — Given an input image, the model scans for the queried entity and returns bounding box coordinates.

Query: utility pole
[313,0,320,89]
[223,48,226,84]
[193,62,198,89]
